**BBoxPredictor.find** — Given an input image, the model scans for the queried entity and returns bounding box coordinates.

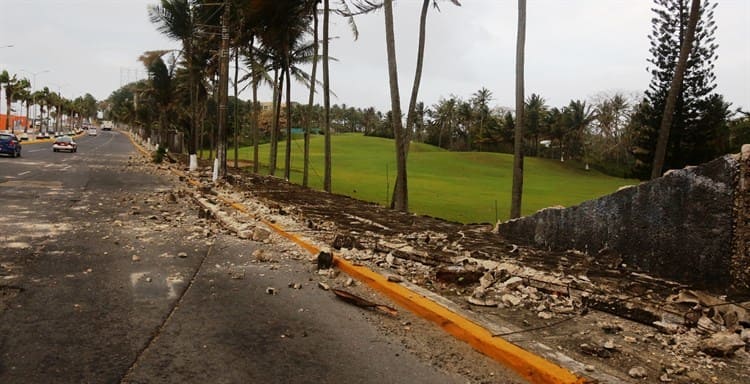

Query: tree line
[101,0,745,218]
[0,70,98,133]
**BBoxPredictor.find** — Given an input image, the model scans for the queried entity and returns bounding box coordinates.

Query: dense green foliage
[629,0,732,179]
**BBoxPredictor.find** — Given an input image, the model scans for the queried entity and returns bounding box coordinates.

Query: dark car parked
[0,133,22,157]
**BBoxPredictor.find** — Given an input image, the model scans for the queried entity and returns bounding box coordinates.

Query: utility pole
[215,0,230,181]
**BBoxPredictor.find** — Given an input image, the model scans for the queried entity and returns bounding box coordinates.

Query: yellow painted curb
[132,135,587,383]
[215,187,586,383]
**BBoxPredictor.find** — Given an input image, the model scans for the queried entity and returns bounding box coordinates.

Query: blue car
[0,133,22,157]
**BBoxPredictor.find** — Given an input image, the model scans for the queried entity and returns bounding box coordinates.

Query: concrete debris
[500,276,524,291]
[435,265,483,286]
[252,227,271,242]
[653,321,682,335]
[317,251,333,270]
[501,294,522,307]
[131,255,141,262]
[468,295,499,307]
[741,328,749,344]
[331,288,398,316]
[332,233,361,250]
[659,373,672,382]
[579,343,612,358]
[317,282,330,291]
[265,287,277,295]
[628,366,648,379]
[537,311,553,320]
[178,252,188,258]
[288,283,302,290]
[599,322,624,334]
[700,332,746,357]
[387,275,403,283]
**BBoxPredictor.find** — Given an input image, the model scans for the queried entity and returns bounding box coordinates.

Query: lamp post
[20,69,50,131]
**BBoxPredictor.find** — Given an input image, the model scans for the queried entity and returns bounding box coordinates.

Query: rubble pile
[177,163,749,383]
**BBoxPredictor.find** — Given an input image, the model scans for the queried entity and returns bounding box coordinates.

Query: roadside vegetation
[224,133,635,223]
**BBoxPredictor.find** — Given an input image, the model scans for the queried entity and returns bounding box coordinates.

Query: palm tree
[9,78,31,133]
[322,0,332,191]
[1,70,19,131]
[149,0,199,169]
[471,87,492,152]
[510,0,526,219]
[651,0,700,179]
[383,0,408,211]
[303,0,320,187]
[524,93,546,156]
[140,51,177,148]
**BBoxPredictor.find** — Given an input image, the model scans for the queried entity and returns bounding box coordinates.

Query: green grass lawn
[225,133,637,223]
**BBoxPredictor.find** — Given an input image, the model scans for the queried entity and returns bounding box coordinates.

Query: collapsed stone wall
[497,153,748,295]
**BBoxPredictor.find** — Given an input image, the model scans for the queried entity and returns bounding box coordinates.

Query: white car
[88,127,98,136]
[52,136,78,152]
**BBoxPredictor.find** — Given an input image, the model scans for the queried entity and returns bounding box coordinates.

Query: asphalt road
[0,131,520,384]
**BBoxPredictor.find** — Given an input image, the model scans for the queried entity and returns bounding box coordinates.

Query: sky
[1,0,748,115]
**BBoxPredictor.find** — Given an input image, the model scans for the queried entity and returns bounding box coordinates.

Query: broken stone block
[697,316,722,334]
[178,252,188,258]
[435,266,483,286]
[579,343,612,358]
[131,255,141,262]
[252,228,271,242]
[332,234,361,250]
[318,282,330,291]
[387,275,403,283]
[501,294,522,307]
[653,321,681,335]
[317,251,333,270]
[600,322,624,334]
[467,296,499,307]
[537,311,553,320]
[500,276,524,290]
[700,331,746,357]
[628,366,647,379]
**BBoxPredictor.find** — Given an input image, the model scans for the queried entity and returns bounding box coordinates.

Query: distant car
[36,132,50,139]
[52,136,77,152]
[88,127,98,136]
[0,133,22,157]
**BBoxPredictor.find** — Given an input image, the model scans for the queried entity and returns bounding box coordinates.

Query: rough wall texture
[498,154,746,294]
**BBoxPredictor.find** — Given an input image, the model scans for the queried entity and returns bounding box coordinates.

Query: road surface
[0,131,521,383]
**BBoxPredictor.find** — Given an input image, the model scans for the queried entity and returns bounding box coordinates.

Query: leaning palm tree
[510,0,526,219]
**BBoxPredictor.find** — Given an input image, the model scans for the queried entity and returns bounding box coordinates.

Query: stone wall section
[497,154,744,294]
[731,146,750,295]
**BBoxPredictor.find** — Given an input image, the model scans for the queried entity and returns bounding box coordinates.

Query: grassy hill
[232,133,637,223]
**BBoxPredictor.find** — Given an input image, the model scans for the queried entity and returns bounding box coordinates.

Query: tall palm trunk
[651,0,700,180]
[284,63,293,181]
[383,0,407,212]
[269,68,283,176]
[304,4,319,188]
[510,0,526,219]
[252,63,260,174]
[233,47,240,169]
[322,0,332,192]
[390,0,429,208]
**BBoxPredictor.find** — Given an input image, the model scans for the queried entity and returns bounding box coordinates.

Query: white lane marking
[28,149,47,153]
[18,171,31,176]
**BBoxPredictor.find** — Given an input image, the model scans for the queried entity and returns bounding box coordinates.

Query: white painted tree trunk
[212,158,219,182]
[189,154,198,171]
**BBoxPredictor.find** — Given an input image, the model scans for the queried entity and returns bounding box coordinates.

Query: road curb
[124,135,587,384]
